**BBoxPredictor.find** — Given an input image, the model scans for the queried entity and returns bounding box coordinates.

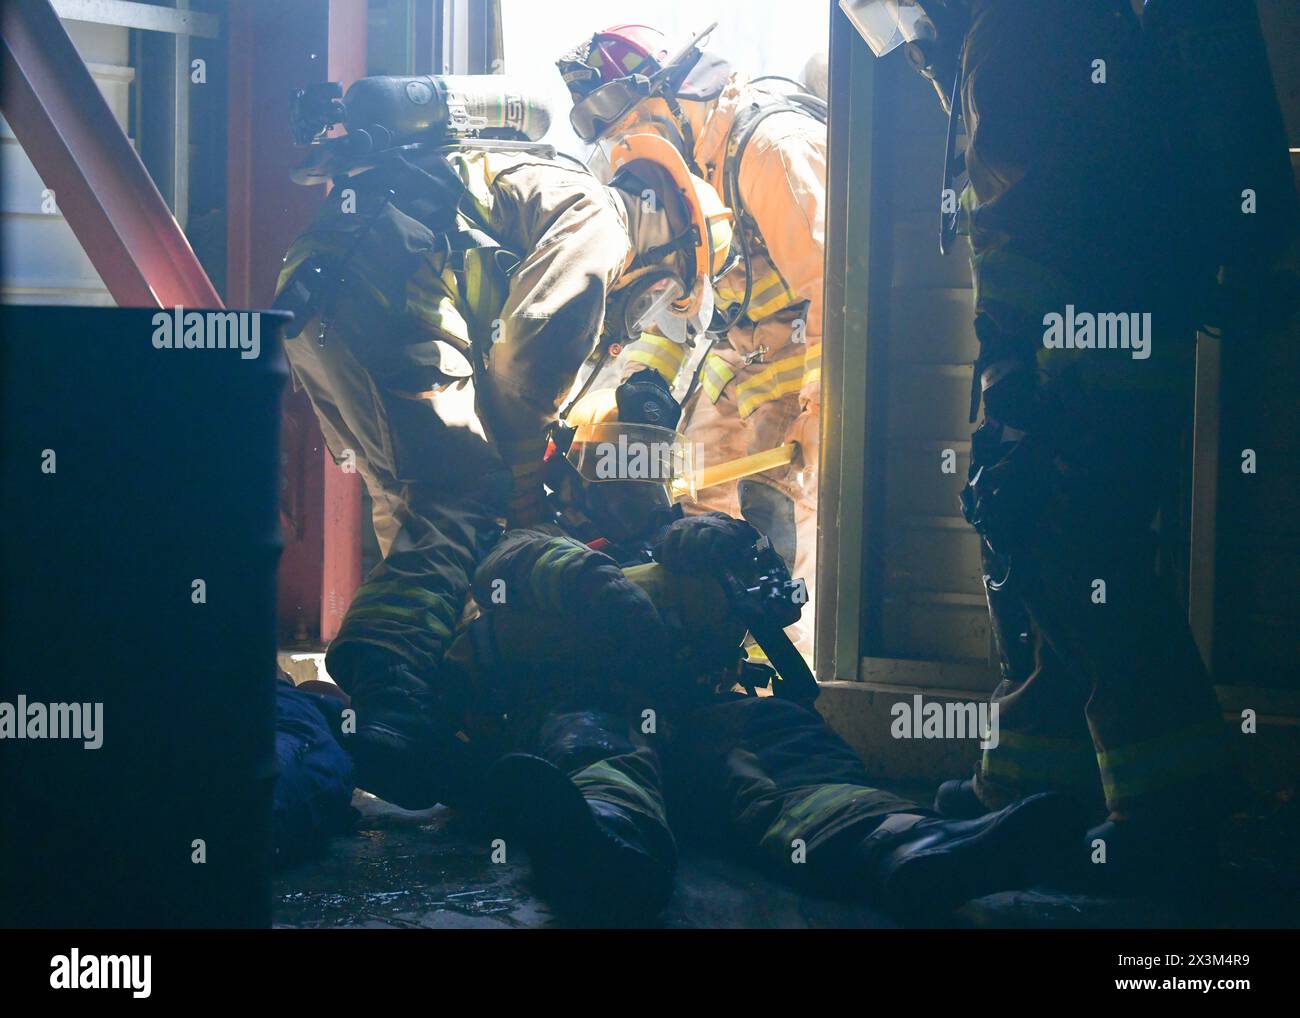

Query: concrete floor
[273,788,1300,929]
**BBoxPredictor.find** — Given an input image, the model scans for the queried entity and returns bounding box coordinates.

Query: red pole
[318,0,368,642]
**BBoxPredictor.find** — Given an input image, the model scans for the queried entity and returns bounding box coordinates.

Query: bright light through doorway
[500,0,831,159]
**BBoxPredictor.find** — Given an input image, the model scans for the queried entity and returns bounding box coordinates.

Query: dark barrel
[0,306,286,928]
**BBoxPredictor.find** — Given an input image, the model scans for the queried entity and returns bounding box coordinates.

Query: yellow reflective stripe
[1096,721,1225,805]
[801,342,821,389]
[700,352,735,403]
[530,540,589,608]
[342,603,454,638]
[717,268,800,322]
[762,783,871,853]
[351,577,457,624]
[980,730,1100,791]
[747,279,801,321]
[574,758,668,825]
[736,351,805,417]
[982,755,1099,793]
[624,333,687,384]
[351,578,454,612]
[716,267,784,303]
[971,248,1071,319]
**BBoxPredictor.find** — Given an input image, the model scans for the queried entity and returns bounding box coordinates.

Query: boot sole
[883,791,1085,920]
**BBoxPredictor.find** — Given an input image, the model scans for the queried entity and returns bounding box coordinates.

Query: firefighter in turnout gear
[558,23,828,659]
[273,74,733,808]
[847,0,1299,884]
[377,414,1088,923]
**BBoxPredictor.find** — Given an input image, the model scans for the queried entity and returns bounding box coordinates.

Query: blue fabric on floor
[273,678,355,866]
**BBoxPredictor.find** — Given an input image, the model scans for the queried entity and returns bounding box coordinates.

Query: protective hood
[676,51,733,103]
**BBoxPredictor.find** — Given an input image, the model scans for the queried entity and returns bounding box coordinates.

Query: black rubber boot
[933,777,990,819]
[342,661,475,810]
[487,752,676,923]
[860,791,1086,920]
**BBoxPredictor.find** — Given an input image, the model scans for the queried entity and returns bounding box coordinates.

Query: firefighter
[273,75,731,809]
[557,24,828,658]
[845,0,1299,885]
[447,415,1086,923]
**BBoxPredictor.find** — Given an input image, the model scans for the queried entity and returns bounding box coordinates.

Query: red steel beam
[1,0,221,308]
[318,0,368,642]
[226,0,364,645]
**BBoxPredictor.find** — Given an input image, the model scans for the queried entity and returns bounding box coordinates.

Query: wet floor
[273,789,1300,929]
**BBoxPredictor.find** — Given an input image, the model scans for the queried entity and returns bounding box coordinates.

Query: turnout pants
[973,388,1229,821]
[283,323,509,688]
[523,695,920,895]
[681,338,819,659]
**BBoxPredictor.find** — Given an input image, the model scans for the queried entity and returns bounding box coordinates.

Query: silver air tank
[340,75,551,144]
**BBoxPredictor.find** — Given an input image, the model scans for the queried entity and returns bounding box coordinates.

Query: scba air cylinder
[341,74,552,144]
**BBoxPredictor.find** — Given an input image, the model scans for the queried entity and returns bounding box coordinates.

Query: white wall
[0,20,135,306]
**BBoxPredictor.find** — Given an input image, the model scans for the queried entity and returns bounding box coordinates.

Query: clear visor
[839,0,928,57]
[566,420,698,499]
[585,143,614,184]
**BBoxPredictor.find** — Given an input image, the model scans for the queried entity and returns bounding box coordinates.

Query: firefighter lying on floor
[267,72,1084,918]
[295,416,1083,921]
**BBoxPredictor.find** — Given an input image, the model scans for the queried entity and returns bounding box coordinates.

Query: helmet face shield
[839,0,929,57]
[566,420,697,501]
[585,143,615,183]
[607,133,732,337]
[623,271,690,342]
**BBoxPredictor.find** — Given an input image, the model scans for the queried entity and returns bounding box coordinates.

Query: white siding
[0,20,135,306]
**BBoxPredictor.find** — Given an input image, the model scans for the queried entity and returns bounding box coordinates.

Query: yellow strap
[672,442,796,497]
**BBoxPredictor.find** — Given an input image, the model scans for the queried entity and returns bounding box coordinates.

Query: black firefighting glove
[652,512,762,578]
